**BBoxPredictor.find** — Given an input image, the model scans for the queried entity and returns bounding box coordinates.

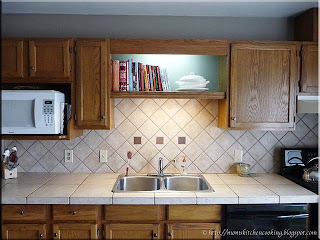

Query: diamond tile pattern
[6,99,317,174]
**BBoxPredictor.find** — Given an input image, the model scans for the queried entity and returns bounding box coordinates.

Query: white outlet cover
[234,149,243,163]
[65,150,73,163]
[100,150,107,163]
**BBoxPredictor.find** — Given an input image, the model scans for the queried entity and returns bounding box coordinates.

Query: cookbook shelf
[110,91,226,99]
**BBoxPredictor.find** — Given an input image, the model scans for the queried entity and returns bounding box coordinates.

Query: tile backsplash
[2,99,318,174]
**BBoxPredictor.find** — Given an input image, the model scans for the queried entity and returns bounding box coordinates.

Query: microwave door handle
[34,98,41,128]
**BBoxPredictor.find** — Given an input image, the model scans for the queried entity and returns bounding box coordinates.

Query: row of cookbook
[112,59,171,92]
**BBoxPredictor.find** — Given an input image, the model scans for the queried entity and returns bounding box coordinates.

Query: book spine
[153,66,158,91]
[126,60,129,91]
[143,65,149,91]
[165,69,171,91]
[156,66,163,91]
[135,63,139,91]
[112,60,120,91]
[119,61,127,91]
[140,63,145,91]
[128,59,133,91]
[148,65,153,91]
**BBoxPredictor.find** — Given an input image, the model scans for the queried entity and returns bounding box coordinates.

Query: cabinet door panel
[105,224,160,240]
[76,39,110,128]
[230,43,297,129]
[2,224,46,240]
[29,40,70,78]
[167,223,221,240]
[53,224,97,240]
[1,40,24,78]
[301,44,318,93]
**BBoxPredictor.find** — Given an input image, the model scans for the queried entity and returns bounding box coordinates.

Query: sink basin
[164,176,213,191]
[112,176,161,192]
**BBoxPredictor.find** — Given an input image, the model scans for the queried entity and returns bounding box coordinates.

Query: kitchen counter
[1,173,318,205]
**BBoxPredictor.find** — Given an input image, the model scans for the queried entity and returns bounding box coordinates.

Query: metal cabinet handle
[54,233,58,237]
[20,210,24,215]
[30,66,35,70]
[232,117,237,121]
[39,233,43,238]
[168,232,173,237]
[72,211,76,215]
[101,116,105,119]
[153,233,158,237]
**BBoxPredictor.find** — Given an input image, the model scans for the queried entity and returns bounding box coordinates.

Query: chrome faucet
[158,157,176,177]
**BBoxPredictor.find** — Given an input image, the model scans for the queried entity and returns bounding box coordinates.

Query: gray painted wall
[2,14,293,40]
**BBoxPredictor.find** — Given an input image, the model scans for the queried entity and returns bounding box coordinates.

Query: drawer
[53,205,97,221]
[168,205,221,221]
[2,205,46,221]
[105,205,164,221]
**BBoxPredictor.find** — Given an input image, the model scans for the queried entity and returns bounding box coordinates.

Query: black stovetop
[282,174,318,194]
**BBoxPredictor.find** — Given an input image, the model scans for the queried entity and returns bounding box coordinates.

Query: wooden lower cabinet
[167,223,221,240]
[2,224,46,240]
[53,224,98,240]
[105,224,160,240]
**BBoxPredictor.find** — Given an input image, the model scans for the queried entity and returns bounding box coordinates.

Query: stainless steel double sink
[112,175,214,192]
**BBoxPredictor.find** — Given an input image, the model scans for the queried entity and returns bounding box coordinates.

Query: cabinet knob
[168,232,173,237]
[72,211,76,215]
[30,66,35,70]
[39,234,43,238]
[232,117,237,121]
[54,233,58,237]
[20,210,24,215]
[101,116,105,119]
[153,233,158,237]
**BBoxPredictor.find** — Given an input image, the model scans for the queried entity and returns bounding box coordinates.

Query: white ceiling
[2,1,318,18]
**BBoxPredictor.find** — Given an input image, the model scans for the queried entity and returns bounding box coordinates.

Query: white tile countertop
[1,173,318,205]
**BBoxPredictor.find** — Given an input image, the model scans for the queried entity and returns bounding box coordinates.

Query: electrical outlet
[234,150,243,163]
[100,150,107,163]
[65,150,73,163]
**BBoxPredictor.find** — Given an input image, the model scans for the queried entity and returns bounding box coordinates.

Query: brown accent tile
[134,137,141,144]
[156,137,164,144]
[178,137,186,144]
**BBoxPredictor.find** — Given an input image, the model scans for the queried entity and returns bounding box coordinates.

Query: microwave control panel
[43,100,54,127]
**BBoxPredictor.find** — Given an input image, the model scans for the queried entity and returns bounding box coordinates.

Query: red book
[156,66,163,91]
[119,61,127,91]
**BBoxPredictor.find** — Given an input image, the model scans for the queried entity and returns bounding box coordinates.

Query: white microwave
[1,90,65,134]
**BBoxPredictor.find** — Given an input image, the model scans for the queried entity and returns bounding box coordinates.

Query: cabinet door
[230,43,297,130]
[105,224,160,240]
[29,40,71,78]
[76,39,111,129]
[301,44,318,93]
[53,224,98,240]
[1,40,24,78]
[167,223,221,240]
[2,224,46,240]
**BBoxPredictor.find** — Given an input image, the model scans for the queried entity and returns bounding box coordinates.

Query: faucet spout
[158,158,176,176]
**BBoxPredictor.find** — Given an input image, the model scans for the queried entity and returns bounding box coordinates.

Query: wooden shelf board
[111,91,226,99]
[1,135,69,140]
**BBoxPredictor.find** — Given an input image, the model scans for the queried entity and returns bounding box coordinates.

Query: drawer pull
[168,232,173,237]
[54,233,58,237]
[39,234,43,238]
[20,210,24,215]
[72,211,77,215]
[153,233,158,237]
[30,66,35,70]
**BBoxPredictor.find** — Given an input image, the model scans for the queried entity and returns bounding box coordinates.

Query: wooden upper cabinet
[300,44,318,94]
[53,224,98,240]
[29,39,71,79]
[105,224,160,240]
[167,223,221,240]
[230,43,297,130]
[1,40,24,78]
[76,39,113,129]
[2,224,46,240]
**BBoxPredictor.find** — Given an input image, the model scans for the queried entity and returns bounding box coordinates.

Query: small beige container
[236,163,251,177]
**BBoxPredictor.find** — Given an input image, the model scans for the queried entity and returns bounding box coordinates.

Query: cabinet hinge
[69,46,72,53]
[97,229,100,237]
[70,64,72,72]
[74,114,77,121]
[74,46,77,53]
[102,230,105,237]
[294,116,296,123]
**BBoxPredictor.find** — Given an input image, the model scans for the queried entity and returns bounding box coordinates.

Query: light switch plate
[65,150,73,163]
[100,150,108,163]
[234,150,243,163]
